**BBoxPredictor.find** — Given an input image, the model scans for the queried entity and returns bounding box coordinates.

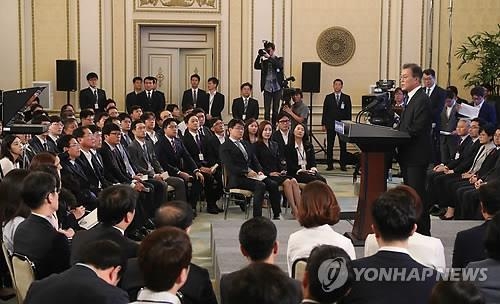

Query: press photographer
[254,40,284,126]
[281,88,309,128]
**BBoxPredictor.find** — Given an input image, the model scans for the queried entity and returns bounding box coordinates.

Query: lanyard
[297,145,305,161]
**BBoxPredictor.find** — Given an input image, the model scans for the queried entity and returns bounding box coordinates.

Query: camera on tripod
[281,76,296,106]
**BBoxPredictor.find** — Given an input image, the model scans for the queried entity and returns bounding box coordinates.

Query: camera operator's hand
[282,105,292,114]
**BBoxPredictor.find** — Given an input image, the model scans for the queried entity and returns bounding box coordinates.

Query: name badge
[242,114,246,120]
[299,160,306,170]
[340,103,345,110]
[199,153,204,161]
[455,152,460,159]
[94,103,99,109]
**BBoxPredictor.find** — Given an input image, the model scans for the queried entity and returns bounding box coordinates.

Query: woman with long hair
[254,120,302,214]
[243,118,259,144]
[0,134,25,178]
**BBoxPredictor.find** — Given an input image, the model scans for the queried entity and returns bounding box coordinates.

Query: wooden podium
[335,121,410,244]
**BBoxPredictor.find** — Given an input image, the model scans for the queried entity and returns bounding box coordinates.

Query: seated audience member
[47,115,63,151]
[0,135,24,177]
[193,108,213,137]
[60,103,75,118]
[24,240,129,304]
[452,180,500,268]
[62,117,79,135]
[141,111,160,144]
[166,103,181,121]
[220,217,302,304]
[232,82,259,121]
[287,181,355,275]
[219,119,281,219]
[177,105,194,136]
[71,185,139,264]
[57,188,85,231]
[285,123,326,183]
[26,115,57,160]
[272,112,293,157]
[80,109,95,127]
[121,201,217,304]
[118,113,133,147]
[466,213,500,303]
[95,112,110,129]
[429,281,485,304]
[13,171,71,279]
[129,105,143,122]
[106,106,119,118]
[0,169,30,254]
[302,245,354,304]
[255,120,301,214]
[104,99,117,111]
[342,188,438,304]
[392,87,405,116]
[243,118,259,144]
[364,185,446,270]
[130,227,192,304]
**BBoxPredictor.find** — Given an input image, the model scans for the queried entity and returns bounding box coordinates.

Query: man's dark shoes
[429,205,446,217]
[207,206,219,214]
[340,165,347,171]
[326,165,334,171]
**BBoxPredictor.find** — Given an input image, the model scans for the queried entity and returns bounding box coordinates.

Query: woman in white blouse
[0,134,24,178]
[0,169,31,254]
[287,181,356,275]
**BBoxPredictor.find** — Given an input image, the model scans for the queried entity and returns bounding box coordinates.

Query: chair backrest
[12,254,36,303]
[221,165,228,190]
[1,242,15,289]
[291,258,308,281]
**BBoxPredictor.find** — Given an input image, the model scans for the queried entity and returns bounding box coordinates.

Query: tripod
[307,92,326,159]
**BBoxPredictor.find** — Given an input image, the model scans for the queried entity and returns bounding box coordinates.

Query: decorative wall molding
[316,27,356,66]
[134,0,220,13]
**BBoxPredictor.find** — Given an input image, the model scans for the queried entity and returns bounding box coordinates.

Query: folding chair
[11,254,35,303]
[291,258,308,281]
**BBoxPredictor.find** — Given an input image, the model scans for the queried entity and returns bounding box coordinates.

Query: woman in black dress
[285,123,327,184]
[254,120,302,214]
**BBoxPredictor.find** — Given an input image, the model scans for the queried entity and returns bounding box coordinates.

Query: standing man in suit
[232,82,259,121]
[125,76,143,113]
[199,77,224,120]
[322,79,352,171]
[423,68,447,164]
[24,240,129,304]
[219,119,281,219]
[397,63,432,236]
[13,171,71,279]
[254,41,284,126]
[471,86,497,126]
[136,76,166,118]
[440,90,460,163]
[79,72,107,112]
[182,74,207,112]
[342,188,437,304]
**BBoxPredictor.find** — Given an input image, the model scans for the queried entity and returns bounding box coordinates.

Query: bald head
[154,200,193,230]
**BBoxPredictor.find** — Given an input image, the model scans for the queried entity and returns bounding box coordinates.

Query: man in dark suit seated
[71,185,140,264]
[182,74,208,112]
[232,82,260,121]
[13,171,71,279]
[199,77,225,121]
[220,217,302,304]
[219,119,282,219]
[135,76,166,118]
[130,227,192,304]
[79,72,107,112]
[24,240,129,304]
[26,114,57,161]
[452,180,500,268]
[471,86,497,126]
[127,120,186,202]
[342,188,438,304]
[271,112,293,157]
[155,118,205,214]
[121,201,218,304]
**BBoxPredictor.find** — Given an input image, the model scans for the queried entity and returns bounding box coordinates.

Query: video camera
[281,76,296,105]
[258,40,274,57]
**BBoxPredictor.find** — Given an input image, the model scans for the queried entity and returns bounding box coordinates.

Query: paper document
[458,103,480,118]
[440,131,452,136]
[78,209,98,230]
[160,171,170,180]
[248,174,267,181]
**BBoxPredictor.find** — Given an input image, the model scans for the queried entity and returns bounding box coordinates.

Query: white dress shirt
[287,224,356,275]
[131,288,181,304]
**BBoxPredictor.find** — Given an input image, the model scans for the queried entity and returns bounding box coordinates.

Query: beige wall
[1,0,499,116]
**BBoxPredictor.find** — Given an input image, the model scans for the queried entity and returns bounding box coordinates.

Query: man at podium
[398,63,432,236]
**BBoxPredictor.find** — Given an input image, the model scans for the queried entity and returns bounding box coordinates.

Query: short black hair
[49,115,62,124]
[31,114,50,124]
[87,124,101,134]
[132,76,142,83]
[423,68,436,78]
[21,171,57,210]
[479,180,500,215]
[101,122,121,136]
[276,111,291,122]
[57,134,76,151]
[139,227,192,292]
[86,72,98,81]
[118,112,131,122]
[144,76,155,83]
[80,109,95,119]
[447,86,459,96]
[95,112,109,123]
[184,112,197,124]
[106,106,118,113]
[140,111,155,121]
[240,82,253,90]
[80,240,127,277]
[470,86,486,98]
[484,213,500,260]
[371,189,417,241]
[128,105,143,114]
[226,263,301,304]
[97,185,138,226]
[192,108,206,116]
[402,63,423,80]
[207,77,219,87]
[190,74,200,81]
[430,281,484,304]
[239,217,277,261]
[103,117,119,127]
[445,90,455,100]
[166,104,179,112]
[130,119,145,132]
[154,200,193,230]
[306,245,354,303]
[227,118,244,129]
[479,123,496,137]
[264,41,275,50]
[162,118,178,129]
[333,78,344,86]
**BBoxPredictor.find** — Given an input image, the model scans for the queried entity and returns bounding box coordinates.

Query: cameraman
[254,41,284,126]
[282,88,309,129]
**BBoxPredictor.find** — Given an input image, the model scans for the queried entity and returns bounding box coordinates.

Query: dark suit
[254,141,284,175]
[13,214,71,279]
[24,264,129,304]
[135,90,166,117]
[284,141,326,184]
[271,130,293,158]
[322,92,352,167]
[76,150,112,196]
[125,91,141,114]
[428,86,447,164]
[452,221,489,268]
[26,135,57,161]
[232,97,260,121]
[199,92,225,119]
[478,101,497,126]
[71,223,139,265]
[60,152,98,209]
[219,138,281,217]
[342,250,437,304]
[254,54,284,125]
[79,87,107,112]
[398,88,432,235]
[440,103,459,163]
[121,258,217,304]
[182,88,208,111]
